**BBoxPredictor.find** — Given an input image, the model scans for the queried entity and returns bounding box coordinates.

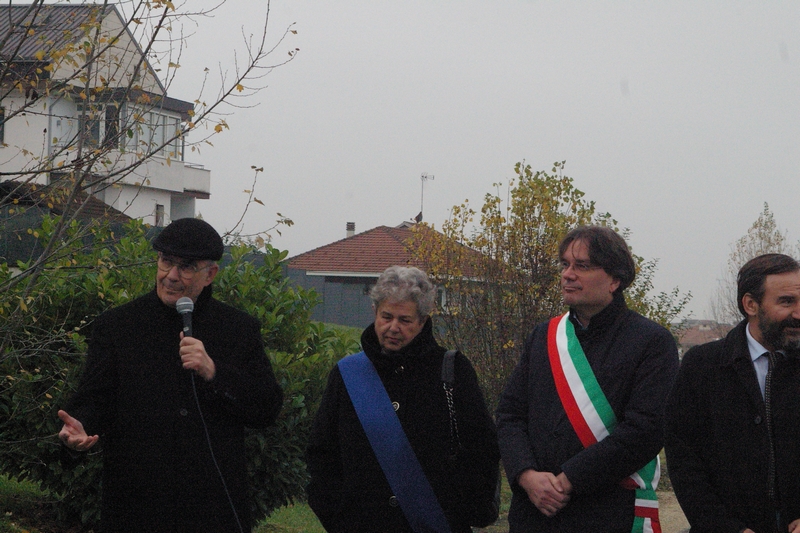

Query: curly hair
[369,266,437,318]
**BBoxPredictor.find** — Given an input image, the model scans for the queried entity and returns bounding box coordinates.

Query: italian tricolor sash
[547,313,661,533]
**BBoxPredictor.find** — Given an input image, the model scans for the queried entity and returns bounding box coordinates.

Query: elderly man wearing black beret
[58,218,283,533]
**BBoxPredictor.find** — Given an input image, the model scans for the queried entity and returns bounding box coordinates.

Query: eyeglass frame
[157,252,214,279]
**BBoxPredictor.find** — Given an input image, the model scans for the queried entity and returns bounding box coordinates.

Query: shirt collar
[746,321,770,363]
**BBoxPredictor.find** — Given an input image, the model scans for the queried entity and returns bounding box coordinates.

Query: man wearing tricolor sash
[665,254,800,533]
[497,226,679,532]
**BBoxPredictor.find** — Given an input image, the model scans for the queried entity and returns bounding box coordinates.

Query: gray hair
[370,266,437,318]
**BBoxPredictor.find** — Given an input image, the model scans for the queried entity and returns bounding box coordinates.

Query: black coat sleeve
[495,329,541,490]
[64,311,119,438]
[196,312,283,429]
[305,366,347,533]
[664,347,748,533]
[451,352,500,527]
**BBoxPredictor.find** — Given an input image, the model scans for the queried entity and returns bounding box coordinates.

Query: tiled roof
[677,320,734,353]
[0,4,100,59]
[0,180,131,223]
[286,225,425,275]
[0,4,176,104]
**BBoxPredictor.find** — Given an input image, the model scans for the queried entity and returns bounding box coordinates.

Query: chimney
[346,222,355,238]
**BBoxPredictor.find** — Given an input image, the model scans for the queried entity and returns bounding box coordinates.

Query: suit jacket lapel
[726,321,766,414]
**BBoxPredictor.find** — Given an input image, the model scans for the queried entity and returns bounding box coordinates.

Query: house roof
[0,180,131,222]
[0,4,96,59]
[286,224,425,276]
[677,319,734,353]
[0,179,132,265]
[0,3,171,99]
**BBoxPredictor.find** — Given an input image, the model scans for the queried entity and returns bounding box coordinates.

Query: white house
[0,3,210,227]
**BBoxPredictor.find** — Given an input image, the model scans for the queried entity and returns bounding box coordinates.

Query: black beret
[152,218,224,261]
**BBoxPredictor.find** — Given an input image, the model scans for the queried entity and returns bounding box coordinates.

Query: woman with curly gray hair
[307,266,500,533]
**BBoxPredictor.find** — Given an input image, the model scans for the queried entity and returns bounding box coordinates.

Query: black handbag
[441,350,501,528]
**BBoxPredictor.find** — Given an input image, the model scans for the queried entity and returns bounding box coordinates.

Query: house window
[128,108,183,159]
[78,104,119,149]
[155,204,165,227]
[104,105,119,148]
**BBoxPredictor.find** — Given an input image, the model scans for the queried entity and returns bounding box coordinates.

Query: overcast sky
[167,1,800,320]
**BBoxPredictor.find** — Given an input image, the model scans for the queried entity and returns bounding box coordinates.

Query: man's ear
[741,293,759,318]
[203,263,220,287]
[610,277,621,294]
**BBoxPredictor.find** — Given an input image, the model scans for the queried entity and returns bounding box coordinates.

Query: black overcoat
[65,286,283,533]
[305,318,500,533]
[664,320,800,533]
[496,294,679,532]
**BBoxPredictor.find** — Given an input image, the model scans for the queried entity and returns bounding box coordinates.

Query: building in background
[0,4,209,227]
[286,222,426,328]
[676,319,733,357]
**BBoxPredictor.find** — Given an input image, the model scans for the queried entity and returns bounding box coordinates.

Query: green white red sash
[547,313,661,533]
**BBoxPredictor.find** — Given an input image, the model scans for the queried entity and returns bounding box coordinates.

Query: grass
[0,475,63,533]
[255,474,513,533]
[0,474,329,533]
[255,503,325,533]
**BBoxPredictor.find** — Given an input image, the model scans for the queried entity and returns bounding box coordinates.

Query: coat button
[394,365,405,374]
[179,408,188,416]
[754,415,762,424]
[392,401,400,412]
[389,496,399,507]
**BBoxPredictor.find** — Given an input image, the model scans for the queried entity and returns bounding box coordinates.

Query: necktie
[764,351,778,504]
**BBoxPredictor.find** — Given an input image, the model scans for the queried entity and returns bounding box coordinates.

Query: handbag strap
[338,352,452,533]
[441,350,459,456]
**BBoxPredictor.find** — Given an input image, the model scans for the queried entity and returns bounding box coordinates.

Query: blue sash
[338,352,451,533]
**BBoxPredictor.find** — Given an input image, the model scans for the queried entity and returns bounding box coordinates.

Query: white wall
[0,95,52,183]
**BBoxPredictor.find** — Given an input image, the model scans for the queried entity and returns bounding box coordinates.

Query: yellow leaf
[35,50,45,61]
[214,124,223,133]
[236,84,244,92]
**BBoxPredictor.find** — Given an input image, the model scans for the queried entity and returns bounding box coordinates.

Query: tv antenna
[419,173,434,221]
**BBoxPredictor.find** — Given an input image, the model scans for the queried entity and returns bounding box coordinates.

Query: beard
[758,308,800,355]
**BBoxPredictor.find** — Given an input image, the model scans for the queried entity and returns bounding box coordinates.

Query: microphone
[175,297,194,338]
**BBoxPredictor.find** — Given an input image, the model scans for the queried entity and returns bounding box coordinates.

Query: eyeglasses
[560,260,603,273]
[157,253,212,278]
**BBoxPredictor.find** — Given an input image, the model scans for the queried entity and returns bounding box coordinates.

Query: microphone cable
[176,296,244,533]
[191,372,246,533]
